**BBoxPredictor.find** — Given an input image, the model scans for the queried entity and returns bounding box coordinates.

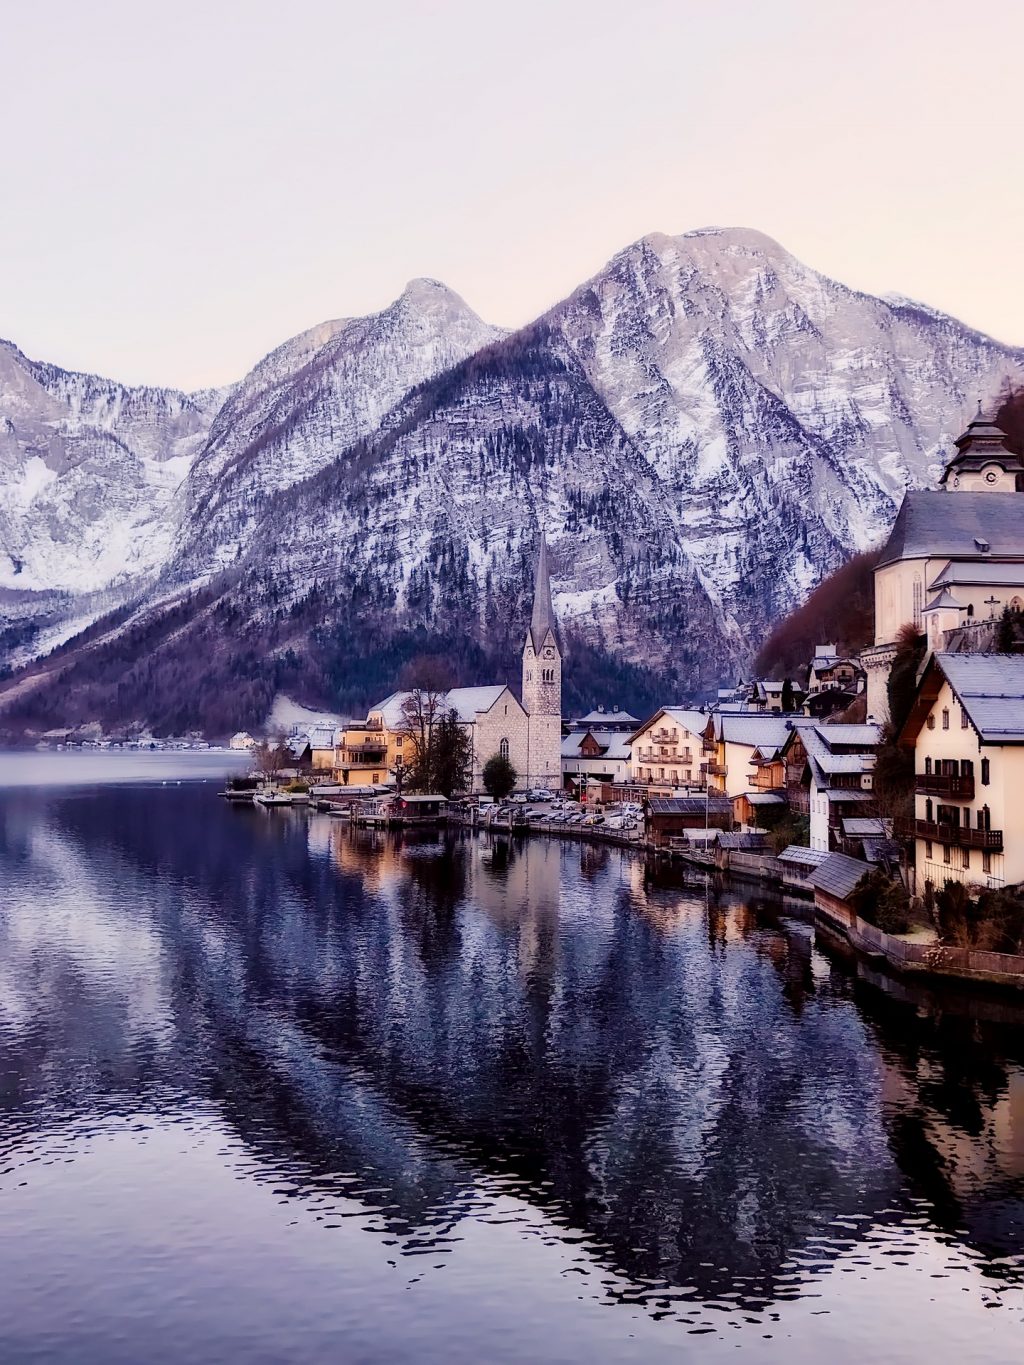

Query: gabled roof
[368,685,510,728]
[631,707,709,740]
[928,653,1024,743]
[923,588,965,613]
[561,729,632,761]
[807,852,871,900]
[876,491,1024,569]
[777,845,830,868]
[711,715,793,751]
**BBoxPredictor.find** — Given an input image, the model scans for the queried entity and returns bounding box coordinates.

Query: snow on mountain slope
[172,279,507,576]
[3,228,1023,730]
[186,228,1022,694]
[0,340,226,593]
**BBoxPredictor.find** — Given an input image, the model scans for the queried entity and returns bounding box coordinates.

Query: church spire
[529,532,558,652]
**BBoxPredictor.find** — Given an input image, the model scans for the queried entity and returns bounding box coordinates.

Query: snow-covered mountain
[0,340,223,594]
[1,228,1022,734]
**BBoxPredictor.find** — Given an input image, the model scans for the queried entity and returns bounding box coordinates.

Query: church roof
[928,561,1024,589]
[368,685,509,728]
[876,491,1024,569]
[528,532,559,652]
[923,588,965,612]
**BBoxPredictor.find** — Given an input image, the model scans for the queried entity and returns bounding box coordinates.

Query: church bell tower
[522,533,562,790]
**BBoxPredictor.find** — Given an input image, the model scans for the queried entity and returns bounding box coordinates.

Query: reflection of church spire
[529,532,558,651]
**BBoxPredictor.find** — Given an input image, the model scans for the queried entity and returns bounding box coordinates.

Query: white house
[899,653,1024,892]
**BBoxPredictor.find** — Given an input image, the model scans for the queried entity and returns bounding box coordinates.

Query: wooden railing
[899,817,1002,851]
[916,772,975,799]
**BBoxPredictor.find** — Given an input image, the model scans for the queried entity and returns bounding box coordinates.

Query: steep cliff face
[174,279,506,578]
[0,340,222,595]
[2,228,1022,733]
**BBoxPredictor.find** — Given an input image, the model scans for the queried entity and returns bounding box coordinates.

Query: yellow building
[899,653,1024,892]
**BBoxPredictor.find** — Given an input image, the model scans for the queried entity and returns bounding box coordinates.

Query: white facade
[904,655,1024,892]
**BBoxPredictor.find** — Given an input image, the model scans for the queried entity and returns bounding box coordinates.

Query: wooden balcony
[901,817,1002,852]
[916,772,975,800]
[705,761,727,778]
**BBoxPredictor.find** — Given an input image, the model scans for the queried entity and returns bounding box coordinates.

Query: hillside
[2,228,1023,736]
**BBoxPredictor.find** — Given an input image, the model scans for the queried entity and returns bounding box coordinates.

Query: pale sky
[2,0,1022,390]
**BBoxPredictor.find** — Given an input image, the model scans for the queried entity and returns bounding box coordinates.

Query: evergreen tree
[781,677,795,712]
[482,753,517,800]
[430,708,472,798]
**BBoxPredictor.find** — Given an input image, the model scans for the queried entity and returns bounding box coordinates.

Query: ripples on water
[0,760,1021,1362]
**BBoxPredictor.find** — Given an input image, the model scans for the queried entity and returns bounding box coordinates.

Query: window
[942,708,950,730]
[943,844,951,865]
[396,734,403,746]
[961,707,969,729]
[981,758,990,786]
[500,737,509,761]
[925,798,933,822]
[372,773,379,783]
[927,716,935,730]
[962,847,970,870]
[925,757,932,775]
[983,851,992,874]
[925,840,933,859]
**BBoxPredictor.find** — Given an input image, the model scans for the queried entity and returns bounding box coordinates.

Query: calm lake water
[0,753,1021,1363]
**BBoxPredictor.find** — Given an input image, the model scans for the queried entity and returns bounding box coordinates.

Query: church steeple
[522,531,562,790]
[528,532,558,652]
[940,405,1023,492]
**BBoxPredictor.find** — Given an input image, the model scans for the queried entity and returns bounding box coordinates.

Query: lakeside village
[233,411,1021,987]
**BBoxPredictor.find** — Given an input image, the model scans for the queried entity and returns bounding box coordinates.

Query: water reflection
[0,783,1022,1348]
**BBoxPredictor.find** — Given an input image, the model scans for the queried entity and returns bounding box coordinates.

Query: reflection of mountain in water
[0,787,1022,1319]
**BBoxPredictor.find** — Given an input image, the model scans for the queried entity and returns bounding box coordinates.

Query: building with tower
[363,533,563,793]
[521,533,563,791]
[863,408,1024,721]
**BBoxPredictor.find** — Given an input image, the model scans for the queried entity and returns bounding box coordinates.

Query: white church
[366,534,563,792]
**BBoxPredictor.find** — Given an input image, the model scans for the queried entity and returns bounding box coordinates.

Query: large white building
[864,409,1024,720]
[365,534,563,793]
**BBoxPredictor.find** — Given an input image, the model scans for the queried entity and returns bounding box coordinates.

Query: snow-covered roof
[712,715,793,752]
[367,685,509,728]
[743,791,786,805]
[777,845,830,868]
[817,724,882,748]
[933,653,1024,742]
[574,707,639,725]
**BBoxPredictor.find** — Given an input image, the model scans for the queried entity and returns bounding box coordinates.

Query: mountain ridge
[1,227,1022,735]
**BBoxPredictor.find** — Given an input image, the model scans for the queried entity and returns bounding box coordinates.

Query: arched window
[499,737,509,761]
[925,798,933,822]
[981,757,990,786]
[942,708,949,730]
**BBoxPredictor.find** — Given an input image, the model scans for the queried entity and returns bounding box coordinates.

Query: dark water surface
[0,756,1021,1362]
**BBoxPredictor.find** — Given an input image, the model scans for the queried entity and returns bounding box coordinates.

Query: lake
[0,753,1021,1363]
